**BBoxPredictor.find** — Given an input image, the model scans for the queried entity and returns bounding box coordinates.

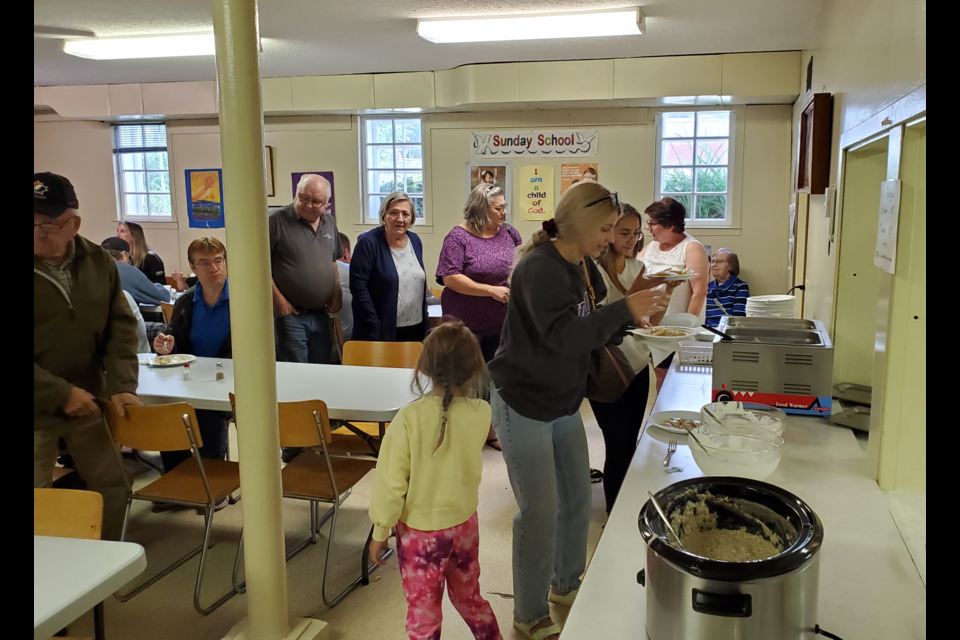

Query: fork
[663,440,678,468]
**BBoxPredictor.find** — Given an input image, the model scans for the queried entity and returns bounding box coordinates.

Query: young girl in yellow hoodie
[368,321,501,640]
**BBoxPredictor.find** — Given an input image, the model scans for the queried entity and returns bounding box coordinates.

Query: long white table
[135,356,419,422]
[563,361,926,639]
[34,536,146,640]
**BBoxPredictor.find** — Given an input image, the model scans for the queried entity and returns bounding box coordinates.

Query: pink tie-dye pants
[395,512,502,640]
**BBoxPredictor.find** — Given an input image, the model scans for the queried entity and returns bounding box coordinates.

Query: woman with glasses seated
[637,197,710,325]
[705,248,750,328]
[435,183,523,450]
[351,191,428,342]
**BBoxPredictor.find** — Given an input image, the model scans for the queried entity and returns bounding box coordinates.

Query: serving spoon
[648,491,685,550]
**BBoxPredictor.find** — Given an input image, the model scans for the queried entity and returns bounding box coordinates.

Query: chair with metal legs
[103,402,242,615]
[34,488,106,640]
[228,394,392,608]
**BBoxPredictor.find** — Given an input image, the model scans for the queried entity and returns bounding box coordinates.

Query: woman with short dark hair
[705,248,750,327]
[638,197,710,323]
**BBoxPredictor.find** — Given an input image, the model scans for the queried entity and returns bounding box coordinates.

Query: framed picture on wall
[465,161,512,223]
[265,146,275,197]
[185,169,225,229]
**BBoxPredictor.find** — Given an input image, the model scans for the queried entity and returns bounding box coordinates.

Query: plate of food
[630,326,698,341]
[648,410,703,435]
[643,266,698,281]
[149,354,197,367]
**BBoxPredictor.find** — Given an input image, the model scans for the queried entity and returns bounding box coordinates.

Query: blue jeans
[275,309,333,365]
[490,385,591,625]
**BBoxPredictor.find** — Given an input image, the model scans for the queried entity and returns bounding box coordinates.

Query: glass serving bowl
[690,428,784,481]
[700,402,787,438]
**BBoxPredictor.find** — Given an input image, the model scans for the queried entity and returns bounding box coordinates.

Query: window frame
[654,110,736,228]
[360,117,426,225]
[112,123,173,221]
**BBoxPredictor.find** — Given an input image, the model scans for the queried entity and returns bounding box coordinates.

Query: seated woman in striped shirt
[705,248,750,328]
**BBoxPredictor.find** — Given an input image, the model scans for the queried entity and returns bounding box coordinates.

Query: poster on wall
[185,169,225,229]
[875,179,901,274]
[560,163,599,195]
[473,130,598,157]
[291,171,336,216]
[466,162,512,223]
[519,165,554,221]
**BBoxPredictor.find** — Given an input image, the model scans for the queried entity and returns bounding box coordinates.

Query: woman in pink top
[436,183,522,450]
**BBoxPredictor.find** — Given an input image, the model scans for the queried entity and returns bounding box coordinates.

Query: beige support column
[212,1,326,639]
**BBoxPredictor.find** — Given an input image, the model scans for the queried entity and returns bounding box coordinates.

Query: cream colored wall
[423,105,791,297]
[37,106,792,293]
[790,0,926,491]
[34,120,122,248]
[791,0,926,329]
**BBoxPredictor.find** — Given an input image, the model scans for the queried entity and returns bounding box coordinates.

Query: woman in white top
[638,197,710,324]
[590,203,670,513]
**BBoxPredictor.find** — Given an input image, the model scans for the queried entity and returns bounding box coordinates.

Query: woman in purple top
[437,183,522,450]
[437,184,522,358]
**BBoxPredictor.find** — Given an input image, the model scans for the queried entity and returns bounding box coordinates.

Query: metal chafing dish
[711,317,834,416]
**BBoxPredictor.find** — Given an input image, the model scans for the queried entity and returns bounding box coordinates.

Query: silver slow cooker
[638,477,824,640]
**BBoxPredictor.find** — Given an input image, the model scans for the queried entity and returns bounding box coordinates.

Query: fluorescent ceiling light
[417,8,644,44]
[64,33,215,60]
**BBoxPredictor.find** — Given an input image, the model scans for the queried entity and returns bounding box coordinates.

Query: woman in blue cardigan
[350,191,429,342]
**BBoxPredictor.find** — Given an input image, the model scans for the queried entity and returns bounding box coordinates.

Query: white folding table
[34,536,146,640]
[562,361,926,639]
[135,356,419,423]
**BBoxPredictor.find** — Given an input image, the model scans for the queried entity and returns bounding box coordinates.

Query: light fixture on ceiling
[417,7,644,44]
[63,32,216,60]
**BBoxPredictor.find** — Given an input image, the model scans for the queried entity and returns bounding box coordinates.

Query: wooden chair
[335,341,424,450]
[104,402,241,615]
[165,276,178,288]
[34,488,104,640]
[229,394,391,608]
[329,316,345,364]
[432,287,444,300]
[159,302,175,325]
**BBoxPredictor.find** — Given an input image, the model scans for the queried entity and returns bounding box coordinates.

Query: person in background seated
[117,221,166,286]
[331,231,353,342]
[121,290,150,353]
[35,172,140,540]
[351,191,428,343]
[705,248,750,328]
[368,321,501,640]
[100,237,171,306]
[152,237,232,507]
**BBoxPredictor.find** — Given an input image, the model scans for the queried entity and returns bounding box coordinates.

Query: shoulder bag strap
[581,261,598,311]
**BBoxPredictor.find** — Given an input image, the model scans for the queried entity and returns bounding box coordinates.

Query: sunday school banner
[473,130,598,157]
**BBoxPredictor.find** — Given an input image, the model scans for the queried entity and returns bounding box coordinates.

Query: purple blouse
[436,224,522,336]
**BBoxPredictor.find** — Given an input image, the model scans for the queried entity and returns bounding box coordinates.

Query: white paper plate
[643,271,697,282]
[148,354,197,367]
[747,294,795,303]
[630,326,697,341]
[648,410,703,435]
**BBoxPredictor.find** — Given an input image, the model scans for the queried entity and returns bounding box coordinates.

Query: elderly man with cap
[34,172,140,540]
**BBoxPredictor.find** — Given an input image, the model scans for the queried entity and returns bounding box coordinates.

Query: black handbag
[582,262,636,403]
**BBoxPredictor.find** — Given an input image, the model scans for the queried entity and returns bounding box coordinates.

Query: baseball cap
[101,237,130,252]
[34,172,79,217]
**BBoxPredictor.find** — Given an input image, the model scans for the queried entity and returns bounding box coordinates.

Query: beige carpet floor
[62,401,623,640]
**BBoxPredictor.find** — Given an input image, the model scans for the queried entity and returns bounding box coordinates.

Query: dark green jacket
[34,235,139,430]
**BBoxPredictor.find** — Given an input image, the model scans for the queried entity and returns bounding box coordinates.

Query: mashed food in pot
[682,528,780,561]
[668,494,783,561]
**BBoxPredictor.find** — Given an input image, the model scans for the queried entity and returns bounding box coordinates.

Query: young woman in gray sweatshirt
[488,182,670,640]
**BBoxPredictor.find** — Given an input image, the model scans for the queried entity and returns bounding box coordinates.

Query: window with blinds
[112,123,172,219]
